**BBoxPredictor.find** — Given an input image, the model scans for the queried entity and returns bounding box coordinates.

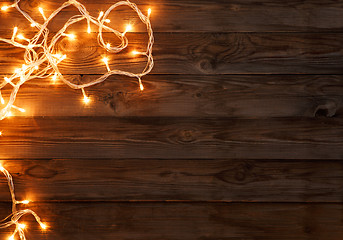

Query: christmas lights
[0,163,47,240]
[0,0,154,123]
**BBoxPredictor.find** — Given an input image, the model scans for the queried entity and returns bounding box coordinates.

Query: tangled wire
[0,0,154,122]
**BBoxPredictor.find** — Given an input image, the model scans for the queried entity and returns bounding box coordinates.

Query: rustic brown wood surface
[1,74,342,118]
[0,0,342,32]
[0,159,343,202]
[0,117,342,159]
[0,0,342,239]
[0,202,343,240]
[0,33,342,74]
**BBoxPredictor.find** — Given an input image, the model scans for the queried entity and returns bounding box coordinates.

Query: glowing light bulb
[148,8,152,17]
[12,27,18,38]
[34,66,39,70]
[102,57,111,72]
[8,235,14,240]
[81,88,90,104]
[1,6,9,11]
[0,164,4,172]
[132,50,139,55]
[40,223,47,230]
[17,34,24,40]
[21,200,30,204]
[138,78,144,91]
[52,73,57,82]
[38,7,46,20]
[18,223,26,229]
[66,33,76,40]
[98,11,104,20]
[83,96,90,104]
[125,24,132,33]
[30,23,36,27]
[104,19,111,23]
[0,97,4,104]
[18,107,25,113]
[87,25,91,33]
[106,43,111,48]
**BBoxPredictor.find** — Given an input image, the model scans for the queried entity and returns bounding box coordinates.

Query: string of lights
[0,0,154,133]
[0,0,154,238]
[0,163,47,240]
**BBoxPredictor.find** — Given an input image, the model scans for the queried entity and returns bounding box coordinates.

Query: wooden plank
[0,0,342,32]
[0,117,342,159]
[0,202,342,240]
[0,33,342,74]
[2,74,343,118]
[0,159,343,202]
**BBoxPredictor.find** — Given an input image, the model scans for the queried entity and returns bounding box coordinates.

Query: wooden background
[0,0,343,239]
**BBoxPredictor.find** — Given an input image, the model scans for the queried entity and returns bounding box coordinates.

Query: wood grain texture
[0,202,342,240]
[0,0,342,32]
[0,159,343,202]
[0,117,342,159]
[2,74,343,118]
[0,33,342,74]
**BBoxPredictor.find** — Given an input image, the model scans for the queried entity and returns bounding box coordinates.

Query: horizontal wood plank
[0,117,342,159]
[0,33,342,74]
[2,74,343,118]
[0,0,342,32]
[0,202,342,240]
[0,159,342,202]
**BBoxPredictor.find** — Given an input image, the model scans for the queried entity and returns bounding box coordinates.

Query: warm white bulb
[106,43,111,48]
[17,34,24,40]
[18,223,26,229]
[83,96,90,104]
[1,6,9,11]
[30,23,36,27]
[132,50,139,55]
[102,57,108,63]
[126,24,132,32]
[0,97,4,104]
[104,19,111,23]
[38,7,44,14]
[21,200,30,204]
[98,11,104,20]
[67,33,76,40]
[87,26,91,33]
[19,108,25,113]
[0,164,4,172]
[148,8,152,16]
[140,83,144,91]
[40,223,47,230]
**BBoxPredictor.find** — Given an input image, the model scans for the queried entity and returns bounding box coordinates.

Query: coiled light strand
[0,163,47,240]
[0,0,154,124]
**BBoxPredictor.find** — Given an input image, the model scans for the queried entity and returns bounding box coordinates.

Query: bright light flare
[38,7,47,21]
[40,223,47,230]
[1,6,9,11]
[102,57,111,72]
[21,200,30,204]
[18,223,26,229]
